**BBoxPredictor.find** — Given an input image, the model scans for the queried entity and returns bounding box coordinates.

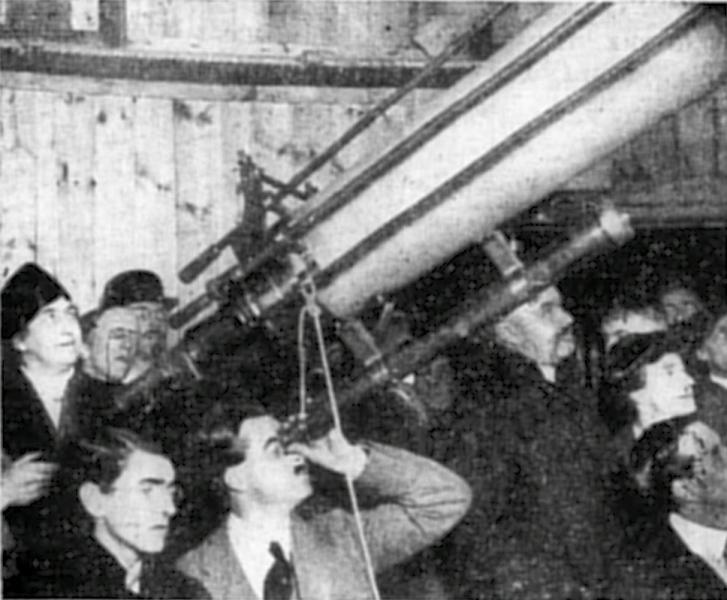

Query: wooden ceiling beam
[0,41,476,88]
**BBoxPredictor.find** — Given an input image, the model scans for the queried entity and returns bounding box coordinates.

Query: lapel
[193,524,258,600]
[291,514,333,600]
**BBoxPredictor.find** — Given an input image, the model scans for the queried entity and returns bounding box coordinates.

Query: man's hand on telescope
[287,427,367,479]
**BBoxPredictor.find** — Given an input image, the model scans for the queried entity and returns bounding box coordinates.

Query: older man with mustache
[446,286,616,599]
[74,307,143,439]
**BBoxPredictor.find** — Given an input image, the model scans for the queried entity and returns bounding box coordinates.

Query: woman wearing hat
[1,263,84,554]
[599,329,698,447]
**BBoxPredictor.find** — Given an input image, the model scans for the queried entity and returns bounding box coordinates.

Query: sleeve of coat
[350,441,472,573]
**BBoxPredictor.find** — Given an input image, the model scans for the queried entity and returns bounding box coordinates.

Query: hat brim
[162,297,179,311]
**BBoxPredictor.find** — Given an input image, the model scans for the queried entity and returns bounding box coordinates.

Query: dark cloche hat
[99,270,178,312]
[1,263,71,340]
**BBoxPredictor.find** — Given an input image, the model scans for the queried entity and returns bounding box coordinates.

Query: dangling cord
[298,281,382,600]
[297,305,309,418]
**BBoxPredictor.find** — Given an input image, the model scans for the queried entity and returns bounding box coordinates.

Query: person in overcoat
[1,263,85,553]
[177,403,472,600]
[445,286,618,599]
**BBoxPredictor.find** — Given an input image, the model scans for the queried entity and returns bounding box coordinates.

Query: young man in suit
[177,406,471,600]
[6,427,208,599]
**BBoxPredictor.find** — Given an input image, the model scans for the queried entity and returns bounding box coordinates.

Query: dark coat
[5,535,210,599]
[607,519,727,600]
[696,377,727,442]
[1,358,84,551]
[72,372,128,438]
[2,357,63,460]
[445,344,618,599]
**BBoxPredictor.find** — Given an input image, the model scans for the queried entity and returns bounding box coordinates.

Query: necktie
[263,541,294,600]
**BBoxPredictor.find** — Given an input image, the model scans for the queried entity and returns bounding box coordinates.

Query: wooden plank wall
[124,1,469,58]
[3,77,726,321]
[0,80,436,324]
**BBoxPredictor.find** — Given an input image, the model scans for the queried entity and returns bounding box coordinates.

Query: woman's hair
[598,331,687,434]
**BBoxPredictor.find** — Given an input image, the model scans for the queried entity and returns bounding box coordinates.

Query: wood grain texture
[1,74,725,319]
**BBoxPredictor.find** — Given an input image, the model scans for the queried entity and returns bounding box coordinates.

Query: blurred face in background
[698,313,727,378]
[128,302,168,362]
[659,287,704,326]
[86,308,139,383]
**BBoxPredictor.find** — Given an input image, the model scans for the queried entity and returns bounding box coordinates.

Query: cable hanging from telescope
[296,279,382,600]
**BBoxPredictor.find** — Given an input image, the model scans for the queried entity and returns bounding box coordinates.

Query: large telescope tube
[233,3,726,323]
[281,208,635,441]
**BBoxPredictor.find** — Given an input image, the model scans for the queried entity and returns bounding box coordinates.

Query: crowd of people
[1,258,727,599]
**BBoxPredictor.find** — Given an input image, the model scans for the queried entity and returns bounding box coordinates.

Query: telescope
[120,3,727,404]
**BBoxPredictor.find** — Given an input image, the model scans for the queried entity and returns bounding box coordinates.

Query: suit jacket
[6,534,210,599]
[607,519,727,600]
[697,377,727,442]
[177,442,471,600]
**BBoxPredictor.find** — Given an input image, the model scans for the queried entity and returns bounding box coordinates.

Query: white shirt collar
[670,512,727,567]
[227,512,292,599]
[710,373,727,392]
[537,364,557,384]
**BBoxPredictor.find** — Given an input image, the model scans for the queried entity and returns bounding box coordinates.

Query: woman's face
[631,353,695,423]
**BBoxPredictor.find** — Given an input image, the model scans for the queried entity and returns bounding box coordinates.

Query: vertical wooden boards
[131,97,177,298]
[52,91,96,309]
[716,85,727,176]
[233,0,268,45]
[220,100,252,247]
[34,91,61,279]
[0,89,39,279]
[92,95,135,308]
[173,99,237,313]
